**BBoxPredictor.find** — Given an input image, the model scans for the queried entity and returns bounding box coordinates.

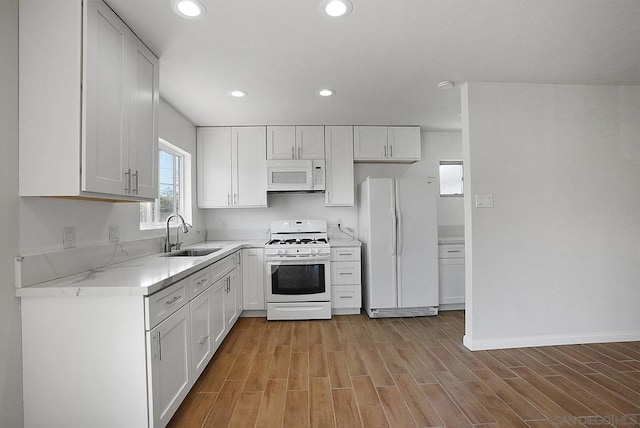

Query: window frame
[438,160,464,197]
[140,138,192,230]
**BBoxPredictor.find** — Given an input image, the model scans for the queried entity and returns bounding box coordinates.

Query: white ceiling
[107,0,640,130]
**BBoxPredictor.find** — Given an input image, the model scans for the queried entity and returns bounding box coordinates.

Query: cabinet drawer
[438,244,465,259]
[189,267,211,298]
[331,285,360,308]
[211,253,239,284]
[330,247,361,262]
[331,262,361,285]
[145,278,188,330]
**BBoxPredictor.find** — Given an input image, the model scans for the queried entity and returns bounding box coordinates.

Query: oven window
[271,264,325,295]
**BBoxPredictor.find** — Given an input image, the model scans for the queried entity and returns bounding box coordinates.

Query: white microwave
[266,159,325,192]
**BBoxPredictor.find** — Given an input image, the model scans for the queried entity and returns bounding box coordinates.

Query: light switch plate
[475,194,494,208]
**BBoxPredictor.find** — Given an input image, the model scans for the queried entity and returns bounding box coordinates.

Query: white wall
[0,1,23,426]
[19,99,201,255]
[462,82,640,350]
[205,131,464,237]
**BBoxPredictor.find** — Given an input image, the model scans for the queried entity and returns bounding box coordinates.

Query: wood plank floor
[168,311,640,428]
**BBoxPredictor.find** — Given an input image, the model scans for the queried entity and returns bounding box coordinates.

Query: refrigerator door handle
[391,184,397,256]
[396,208,403,255]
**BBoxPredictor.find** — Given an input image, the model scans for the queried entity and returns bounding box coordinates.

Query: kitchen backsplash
[16,229,205,288]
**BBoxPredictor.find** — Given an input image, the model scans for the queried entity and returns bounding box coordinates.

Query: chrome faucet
[164,213,190,252]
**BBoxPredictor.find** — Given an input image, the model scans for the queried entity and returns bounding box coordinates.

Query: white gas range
[265,220,331,320]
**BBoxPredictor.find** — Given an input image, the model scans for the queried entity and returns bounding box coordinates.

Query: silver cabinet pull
[339,296,351,299]
[233,193,238,205]
[298,146,301,159]
[197,278,208,286]
[227,194,231,206]
[390,145,393,157]
[447,250,461,253]
[154,332,162,360]
[132,170,139,194]
[124,169,131,193]
[326,190,331,204]
[339,272,353,275]
[198,335,209,345]
[291,147,295,159]
[165,295,180,305]
[338,253,351,256]
[384,146,387,158]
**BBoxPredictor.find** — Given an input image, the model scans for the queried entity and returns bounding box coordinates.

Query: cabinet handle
[326,190,330,204]
[339,272,353,275]
[199,335,209,345]
[154,332,162,360]
[338,253,351,256]
[165,295,180,305]
[291,147,295,159]
[339,296,351,299]
[384,146,387,158]
[233,193,238,205]
[390,145,393,157]
[124,169,131,193]
[297,146,301,159]
[447,250,461,253]
[227,194,231,206]
[197,278,208,286]
[132,170,139,194]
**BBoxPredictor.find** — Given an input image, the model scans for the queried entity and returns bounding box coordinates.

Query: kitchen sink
[162,248,221,257]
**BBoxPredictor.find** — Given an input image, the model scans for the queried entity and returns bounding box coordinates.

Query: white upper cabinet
[197,126,267,208]
[267,126,325,160]
[353,126,421,162]
[19,0,158,201]
[325,126,355,207]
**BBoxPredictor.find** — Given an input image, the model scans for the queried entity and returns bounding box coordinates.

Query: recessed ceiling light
[320,0,353,17]
[228,90,247,98]
[172,0,206,19]
[317,89,335,97]
[438,80,455,90]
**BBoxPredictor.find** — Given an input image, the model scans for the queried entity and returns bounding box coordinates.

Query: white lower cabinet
[438,243,465,310]
[20,250,242,428]
[242,248,265,310]
[147,304,192,428]
[330,246,362,314]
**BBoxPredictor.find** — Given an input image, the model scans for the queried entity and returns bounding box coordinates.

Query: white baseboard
[463,330,640,351]
[439,303,465,311]
[240,310,267,318]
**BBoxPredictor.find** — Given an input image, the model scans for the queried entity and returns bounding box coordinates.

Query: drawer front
[330,247,361,262]
[331,285,360,308]
[331,261,361,285]
[189,267,211,298]
[211,253,239,284]
[145,278,188,330]
[438,244,465,259]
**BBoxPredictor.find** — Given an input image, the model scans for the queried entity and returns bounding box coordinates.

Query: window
[439,160,463,196]
[140,139,192,229]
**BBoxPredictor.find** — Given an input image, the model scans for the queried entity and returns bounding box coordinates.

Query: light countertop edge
[16,240,266,298]
[329,238,362,247]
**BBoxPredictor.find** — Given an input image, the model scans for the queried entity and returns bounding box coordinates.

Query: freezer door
[395,179,439,308]
[363,178,398,309]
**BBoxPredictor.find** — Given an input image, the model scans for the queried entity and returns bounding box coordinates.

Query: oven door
[266,256,330,302]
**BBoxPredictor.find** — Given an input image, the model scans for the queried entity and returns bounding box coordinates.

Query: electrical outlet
[109,225,120,243]
[221,220,227,229]
[63,226,75,249]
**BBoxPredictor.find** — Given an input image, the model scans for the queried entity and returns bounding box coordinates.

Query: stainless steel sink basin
[162,248,221,257]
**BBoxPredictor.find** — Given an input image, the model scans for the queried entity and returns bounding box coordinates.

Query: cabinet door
[353,126,388,160]
[232,126,267,207]
[197,127,233,207]
[439,258,465,306]
[224,270,239,328]
[296,126,325,159]
[388,126,421,161]
[190,287,213,379]
[266,126,295,159]
[325,126,354,206]
[211,279,227,351]
[242,248,265,310]
[83,0,130,196]
[129,37,159,200]
[147,304,191,428]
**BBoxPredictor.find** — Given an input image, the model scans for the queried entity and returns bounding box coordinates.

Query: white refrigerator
[358,177,439,318]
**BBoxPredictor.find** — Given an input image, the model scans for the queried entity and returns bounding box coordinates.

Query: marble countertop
[329,238,362,247]
[16,240,266,298]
